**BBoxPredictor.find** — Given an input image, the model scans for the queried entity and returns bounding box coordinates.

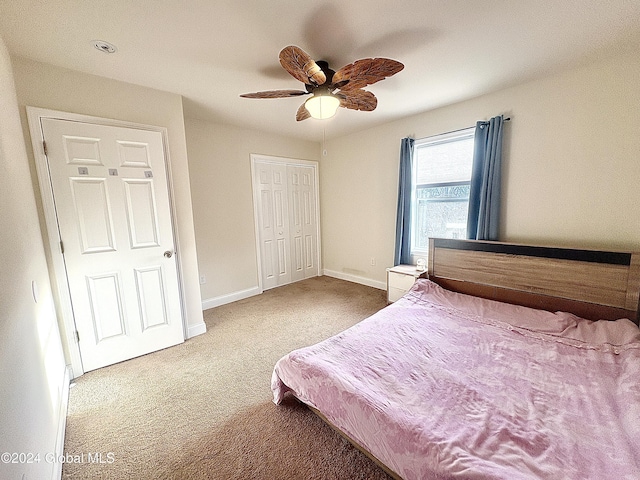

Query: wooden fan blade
[332,58,404,91]
[279,46,327,86]
[336,89,377,111]
[296,102,311,121]
[240,90,309,99]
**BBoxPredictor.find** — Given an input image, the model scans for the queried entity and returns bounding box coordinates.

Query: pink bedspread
[272,279,640,479]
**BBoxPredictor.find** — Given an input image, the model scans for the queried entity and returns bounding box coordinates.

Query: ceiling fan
[240,45,404,121]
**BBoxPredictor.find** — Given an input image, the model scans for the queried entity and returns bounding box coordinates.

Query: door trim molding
[250,154,321,292]
[26,107,187,378]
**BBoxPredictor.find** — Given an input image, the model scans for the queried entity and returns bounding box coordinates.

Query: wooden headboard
[428,238,640,323]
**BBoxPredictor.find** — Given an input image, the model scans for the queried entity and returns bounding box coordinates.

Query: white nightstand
[386,264,426,303]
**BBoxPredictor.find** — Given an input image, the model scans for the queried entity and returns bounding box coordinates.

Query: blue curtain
[467,116,504,240]
[394,137,414,265]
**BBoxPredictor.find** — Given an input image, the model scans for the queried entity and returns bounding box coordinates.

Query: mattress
[272,279,640,479]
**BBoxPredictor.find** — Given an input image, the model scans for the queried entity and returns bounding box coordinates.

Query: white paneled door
[255,161,291,289]
[41,118,184,372]
[288,165,319,283]
[253,157,319,290]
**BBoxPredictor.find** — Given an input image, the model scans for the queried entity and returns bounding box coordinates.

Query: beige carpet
[62,276,392,479]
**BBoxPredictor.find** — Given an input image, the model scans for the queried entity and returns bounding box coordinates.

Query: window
[411,127,475,254]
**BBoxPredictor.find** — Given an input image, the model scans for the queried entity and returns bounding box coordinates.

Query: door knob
[164,250,173,258]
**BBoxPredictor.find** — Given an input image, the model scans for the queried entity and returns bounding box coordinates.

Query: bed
[271,238,640,479]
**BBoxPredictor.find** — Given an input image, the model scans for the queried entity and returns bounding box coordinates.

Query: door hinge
[75,331,80,343]
[43,140,48,156]
[60,240,64,254]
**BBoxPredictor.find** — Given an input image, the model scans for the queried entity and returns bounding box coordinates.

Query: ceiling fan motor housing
[313,61,335,85]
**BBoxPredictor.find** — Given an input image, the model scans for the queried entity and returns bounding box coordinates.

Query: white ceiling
[1,0,639,142]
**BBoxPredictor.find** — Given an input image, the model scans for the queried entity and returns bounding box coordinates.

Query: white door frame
[250,154,322,292]
[27,107,187,378]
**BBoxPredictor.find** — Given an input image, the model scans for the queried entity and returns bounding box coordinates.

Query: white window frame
[410,127,476,262]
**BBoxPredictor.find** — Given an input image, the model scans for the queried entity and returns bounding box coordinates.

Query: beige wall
[11,57,205,337]
[321,49,640,285]
[0,36,66,479]
[185,118,319,303]
[10,48,638,322]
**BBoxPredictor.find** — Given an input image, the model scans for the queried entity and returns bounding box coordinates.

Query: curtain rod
[434,117,511,136]
[478,116,511,125]
[408,117,511,140]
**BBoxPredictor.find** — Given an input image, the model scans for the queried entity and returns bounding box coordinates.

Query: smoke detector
[93,40,117,54]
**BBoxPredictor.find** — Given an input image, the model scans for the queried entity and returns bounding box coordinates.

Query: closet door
[254,161,291,289]
[253,156,320,291]
[288,165,318,282]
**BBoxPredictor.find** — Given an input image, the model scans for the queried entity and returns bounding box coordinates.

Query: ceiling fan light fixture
[240,46,404,122]
[305,93,340,120]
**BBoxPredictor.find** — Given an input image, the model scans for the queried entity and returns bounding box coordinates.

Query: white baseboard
[52,365,71,480]
[201,286,262,311]
[187,321,207,339]
[322,269,387,290]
